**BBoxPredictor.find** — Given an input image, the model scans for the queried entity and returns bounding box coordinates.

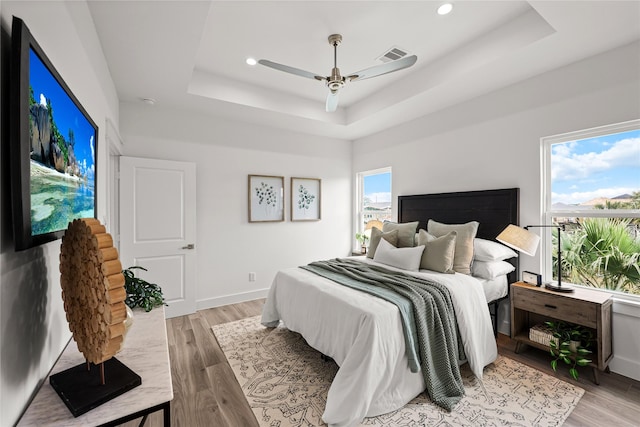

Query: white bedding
[261,256,498,427]
[478,274,509,303]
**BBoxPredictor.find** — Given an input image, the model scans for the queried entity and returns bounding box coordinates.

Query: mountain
[581,194,633,206]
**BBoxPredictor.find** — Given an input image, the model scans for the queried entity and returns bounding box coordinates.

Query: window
[543,120,640,298]
[355,168,392,249]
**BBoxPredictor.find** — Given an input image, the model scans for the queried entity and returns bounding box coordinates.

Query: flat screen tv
[10,16,98,251]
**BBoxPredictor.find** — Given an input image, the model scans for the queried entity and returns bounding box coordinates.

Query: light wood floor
[124,299,640,427]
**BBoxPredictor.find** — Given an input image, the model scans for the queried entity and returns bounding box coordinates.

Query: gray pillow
[382,221,419,248]
[427,219,479,275]
[417,229,457,274]
[367,228,399,259]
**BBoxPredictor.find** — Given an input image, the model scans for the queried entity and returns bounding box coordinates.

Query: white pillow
[373,238,425,272]
[471,260,515,280]
[474,238,518,262]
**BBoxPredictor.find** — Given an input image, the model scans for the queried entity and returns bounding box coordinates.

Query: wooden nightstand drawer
[512,285,598,328]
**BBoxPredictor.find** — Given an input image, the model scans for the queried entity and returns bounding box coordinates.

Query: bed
[261,188,519,427]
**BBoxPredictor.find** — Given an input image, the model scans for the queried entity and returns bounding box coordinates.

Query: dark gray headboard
[398,188,519,283]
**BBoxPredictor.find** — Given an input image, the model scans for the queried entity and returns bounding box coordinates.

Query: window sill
[567,282,640,317]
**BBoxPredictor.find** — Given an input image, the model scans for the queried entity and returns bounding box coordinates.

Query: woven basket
[529,324,557,347]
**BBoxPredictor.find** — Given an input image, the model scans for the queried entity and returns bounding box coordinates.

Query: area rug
[212,316,584,427]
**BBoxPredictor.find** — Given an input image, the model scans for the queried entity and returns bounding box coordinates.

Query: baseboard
[196,288,269,311]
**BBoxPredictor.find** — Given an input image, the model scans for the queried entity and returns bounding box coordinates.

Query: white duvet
[261,257,498,427]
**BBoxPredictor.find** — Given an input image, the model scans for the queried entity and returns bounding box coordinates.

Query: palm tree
[558,218,640,295]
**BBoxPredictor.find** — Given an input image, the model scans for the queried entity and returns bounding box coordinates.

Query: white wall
[353,41,640,381]
[0,2,117,425]
[119,103,352,308]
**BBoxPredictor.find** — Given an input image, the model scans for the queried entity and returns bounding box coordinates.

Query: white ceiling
[87,1,640,140]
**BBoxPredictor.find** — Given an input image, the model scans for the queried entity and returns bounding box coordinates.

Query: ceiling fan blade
[346,55,417,82]
[326,91,339,113]
[258,59,326,82]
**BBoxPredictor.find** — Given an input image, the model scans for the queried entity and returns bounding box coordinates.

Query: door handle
[181,243,195,250]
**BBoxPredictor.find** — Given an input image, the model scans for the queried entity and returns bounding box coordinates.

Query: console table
[18,306,173,426]
[511,281,612,384]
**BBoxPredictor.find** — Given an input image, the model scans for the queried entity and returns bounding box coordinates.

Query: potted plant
[545,320,593,380]
[355,233,369,254]
[123,266,166,312]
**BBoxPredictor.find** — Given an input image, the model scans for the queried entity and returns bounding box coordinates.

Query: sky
[30,48,96,179]
[551,129,639,205]
[364,172,391,204]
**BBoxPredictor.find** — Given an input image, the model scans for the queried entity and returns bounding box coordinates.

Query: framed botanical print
[291,177,321,221]
[248,175,284,222]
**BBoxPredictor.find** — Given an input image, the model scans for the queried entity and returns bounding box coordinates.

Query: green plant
[559,218,640,295]
[355,232,369,246]
[545,320,593,380]
[123,266,166,312]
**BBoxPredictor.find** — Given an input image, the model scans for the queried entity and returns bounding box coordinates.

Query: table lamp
[496,224,573,293]
[364,219,384,239]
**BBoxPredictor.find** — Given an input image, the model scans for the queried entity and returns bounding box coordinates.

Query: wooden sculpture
[59,218,127,366]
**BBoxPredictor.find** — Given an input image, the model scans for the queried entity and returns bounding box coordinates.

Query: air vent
[377,47,408,63]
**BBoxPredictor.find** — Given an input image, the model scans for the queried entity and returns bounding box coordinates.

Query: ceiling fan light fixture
[328,81,344,91]
[437,3,453,15]
[246,57,257,66]
[328,66,345,91]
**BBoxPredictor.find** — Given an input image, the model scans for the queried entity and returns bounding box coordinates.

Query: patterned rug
[212,316,584,427]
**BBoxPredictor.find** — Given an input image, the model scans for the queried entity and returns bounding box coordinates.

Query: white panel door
[119,156,196,318]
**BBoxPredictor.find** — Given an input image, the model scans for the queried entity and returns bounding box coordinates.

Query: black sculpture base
[50,357,141,417]
[544,282,575,293]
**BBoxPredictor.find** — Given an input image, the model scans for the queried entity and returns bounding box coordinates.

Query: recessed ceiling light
[246,57,257,66]
[437,3,453,15]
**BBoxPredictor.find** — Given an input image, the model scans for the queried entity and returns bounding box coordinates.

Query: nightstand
[510,281,613,384]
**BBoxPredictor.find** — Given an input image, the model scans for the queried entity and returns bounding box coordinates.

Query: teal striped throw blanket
[301,258,465,411]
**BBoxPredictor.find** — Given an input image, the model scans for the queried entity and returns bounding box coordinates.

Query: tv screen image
[29,48,96,236]
[10,16,98,251]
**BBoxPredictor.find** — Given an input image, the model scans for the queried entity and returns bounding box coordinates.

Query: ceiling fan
[258,34,417,113]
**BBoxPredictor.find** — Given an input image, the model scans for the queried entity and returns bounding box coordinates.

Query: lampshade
[496,224,540,256]
[362,220,383,239]
[365,220,383,231]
